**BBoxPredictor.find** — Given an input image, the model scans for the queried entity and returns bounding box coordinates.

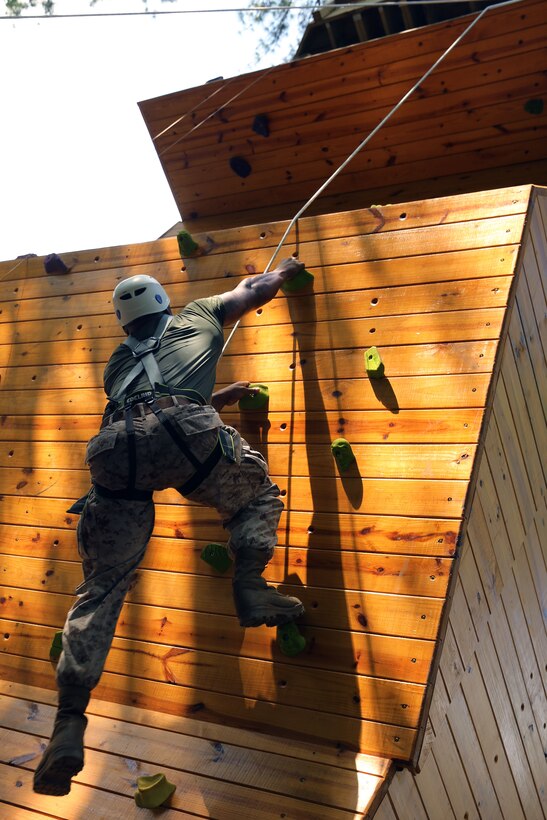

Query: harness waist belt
[102,394,196,429]
[94,483,153,502]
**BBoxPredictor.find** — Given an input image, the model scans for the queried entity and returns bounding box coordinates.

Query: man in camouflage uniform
[34,258,306,796]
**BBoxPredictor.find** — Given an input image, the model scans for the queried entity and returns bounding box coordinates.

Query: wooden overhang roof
[138,0,547,234]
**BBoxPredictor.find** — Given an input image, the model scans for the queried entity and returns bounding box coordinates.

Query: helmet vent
[120,293,132,300]
[134,287,147,296]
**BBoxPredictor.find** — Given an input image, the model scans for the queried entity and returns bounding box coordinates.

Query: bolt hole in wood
[369,328,376,334]
[256,308,262,315]
[181,266,186,272]
[259,231,266,239]
[280,423,287,430]
[399,213,407,220]
[370,297,378,305]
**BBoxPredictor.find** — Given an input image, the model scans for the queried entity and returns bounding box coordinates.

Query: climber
[33,258,306,796]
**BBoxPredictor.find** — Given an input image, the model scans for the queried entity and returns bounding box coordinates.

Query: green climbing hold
[49,631,63,660]
[331,438,356,472]
[365,346,384,379]
[277,621,306,656]
[281,268,314,293]
[238,383,269,411]
[177,230,200,258]
[201,543,233,574]
[524,98,544,115]
[134,773,176,809]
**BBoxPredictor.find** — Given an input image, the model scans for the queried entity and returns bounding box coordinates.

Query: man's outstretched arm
[219,258,305,326]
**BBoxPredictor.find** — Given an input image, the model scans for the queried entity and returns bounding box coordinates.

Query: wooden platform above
[139,0,547,232]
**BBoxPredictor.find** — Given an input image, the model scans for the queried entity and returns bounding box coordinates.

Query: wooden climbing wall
[139,0,547,233]
[0,185,535,765]
[373,187,546,820]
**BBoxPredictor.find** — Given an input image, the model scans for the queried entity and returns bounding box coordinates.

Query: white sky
[0,0,294,262]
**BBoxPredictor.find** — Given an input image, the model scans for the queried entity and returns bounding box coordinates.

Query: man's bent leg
[185,432,304,628]
[226,486,305,627]
[34,489,154,795]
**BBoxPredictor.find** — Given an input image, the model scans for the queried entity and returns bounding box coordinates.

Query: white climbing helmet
[112,275,170,326]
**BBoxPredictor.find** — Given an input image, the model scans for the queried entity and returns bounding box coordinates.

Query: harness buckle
[131,336,161,359]
[124,389,156,410]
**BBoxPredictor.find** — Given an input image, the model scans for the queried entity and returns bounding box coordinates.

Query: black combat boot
[232,547,305,627]
[33,684,90,796]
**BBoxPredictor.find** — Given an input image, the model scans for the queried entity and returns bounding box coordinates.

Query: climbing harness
[69,311,233,513]
[221,0,523,357]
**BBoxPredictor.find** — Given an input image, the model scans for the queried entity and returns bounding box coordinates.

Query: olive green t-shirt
[103,296,226,404]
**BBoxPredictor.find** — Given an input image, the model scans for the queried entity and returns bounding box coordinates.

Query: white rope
[0,3,516,21]
[159,64,278,157]
[221,0,523,355]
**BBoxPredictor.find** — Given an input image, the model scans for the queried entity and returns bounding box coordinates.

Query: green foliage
[239,0,325,63]
[4,0,54,13]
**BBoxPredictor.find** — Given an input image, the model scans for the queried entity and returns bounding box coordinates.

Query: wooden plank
[485,416,524,556]
[512,546,547,696]
[0,465,468,520]
[174,84,547,181]
[0,761,184,820]
[503,302,547,500]
[448,579,479,672]
[458,526,491,641]
[0,599,435,685]
[1,622,425,728]
[491,378,536,531]
[0,260,517,329]
[0,441,477,481]
[0,700,384,819]
[0,553,445,638]
[155,43,546,157]
[178,136,545,220]
[202,160,546,233]
[0,221,527,329]
[430,716,480,820]
[0,513,459,560]
[0,495,462,555]
[0,337,502,380]
[0,534,453,599]
[0,206,525,303]
[145,0,546,138]
[472,451,514,587]
[141,0,545,124]
[370,795,398,820]
[0,307,508,358]
[172,113,547,201]
[0,654,417,759]
[522,228,547,359]
[446,684,503,817]
[414,752,456,820]
[0,678,393,777]
[475,627,545,818]
[500,574,547,755]
[461,651,527,820]
[385,767,428,820]
[438,622,464,703]
[0,408,486,444]
[0,373,493,414]
[0,728,363,820]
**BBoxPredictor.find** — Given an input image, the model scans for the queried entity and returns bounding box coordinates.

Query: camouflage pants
[56,400,283,690]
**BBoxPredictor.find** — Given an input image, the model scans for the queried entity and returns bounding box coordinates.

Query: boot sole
[239,602,305,628]
[33,754,83,796]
